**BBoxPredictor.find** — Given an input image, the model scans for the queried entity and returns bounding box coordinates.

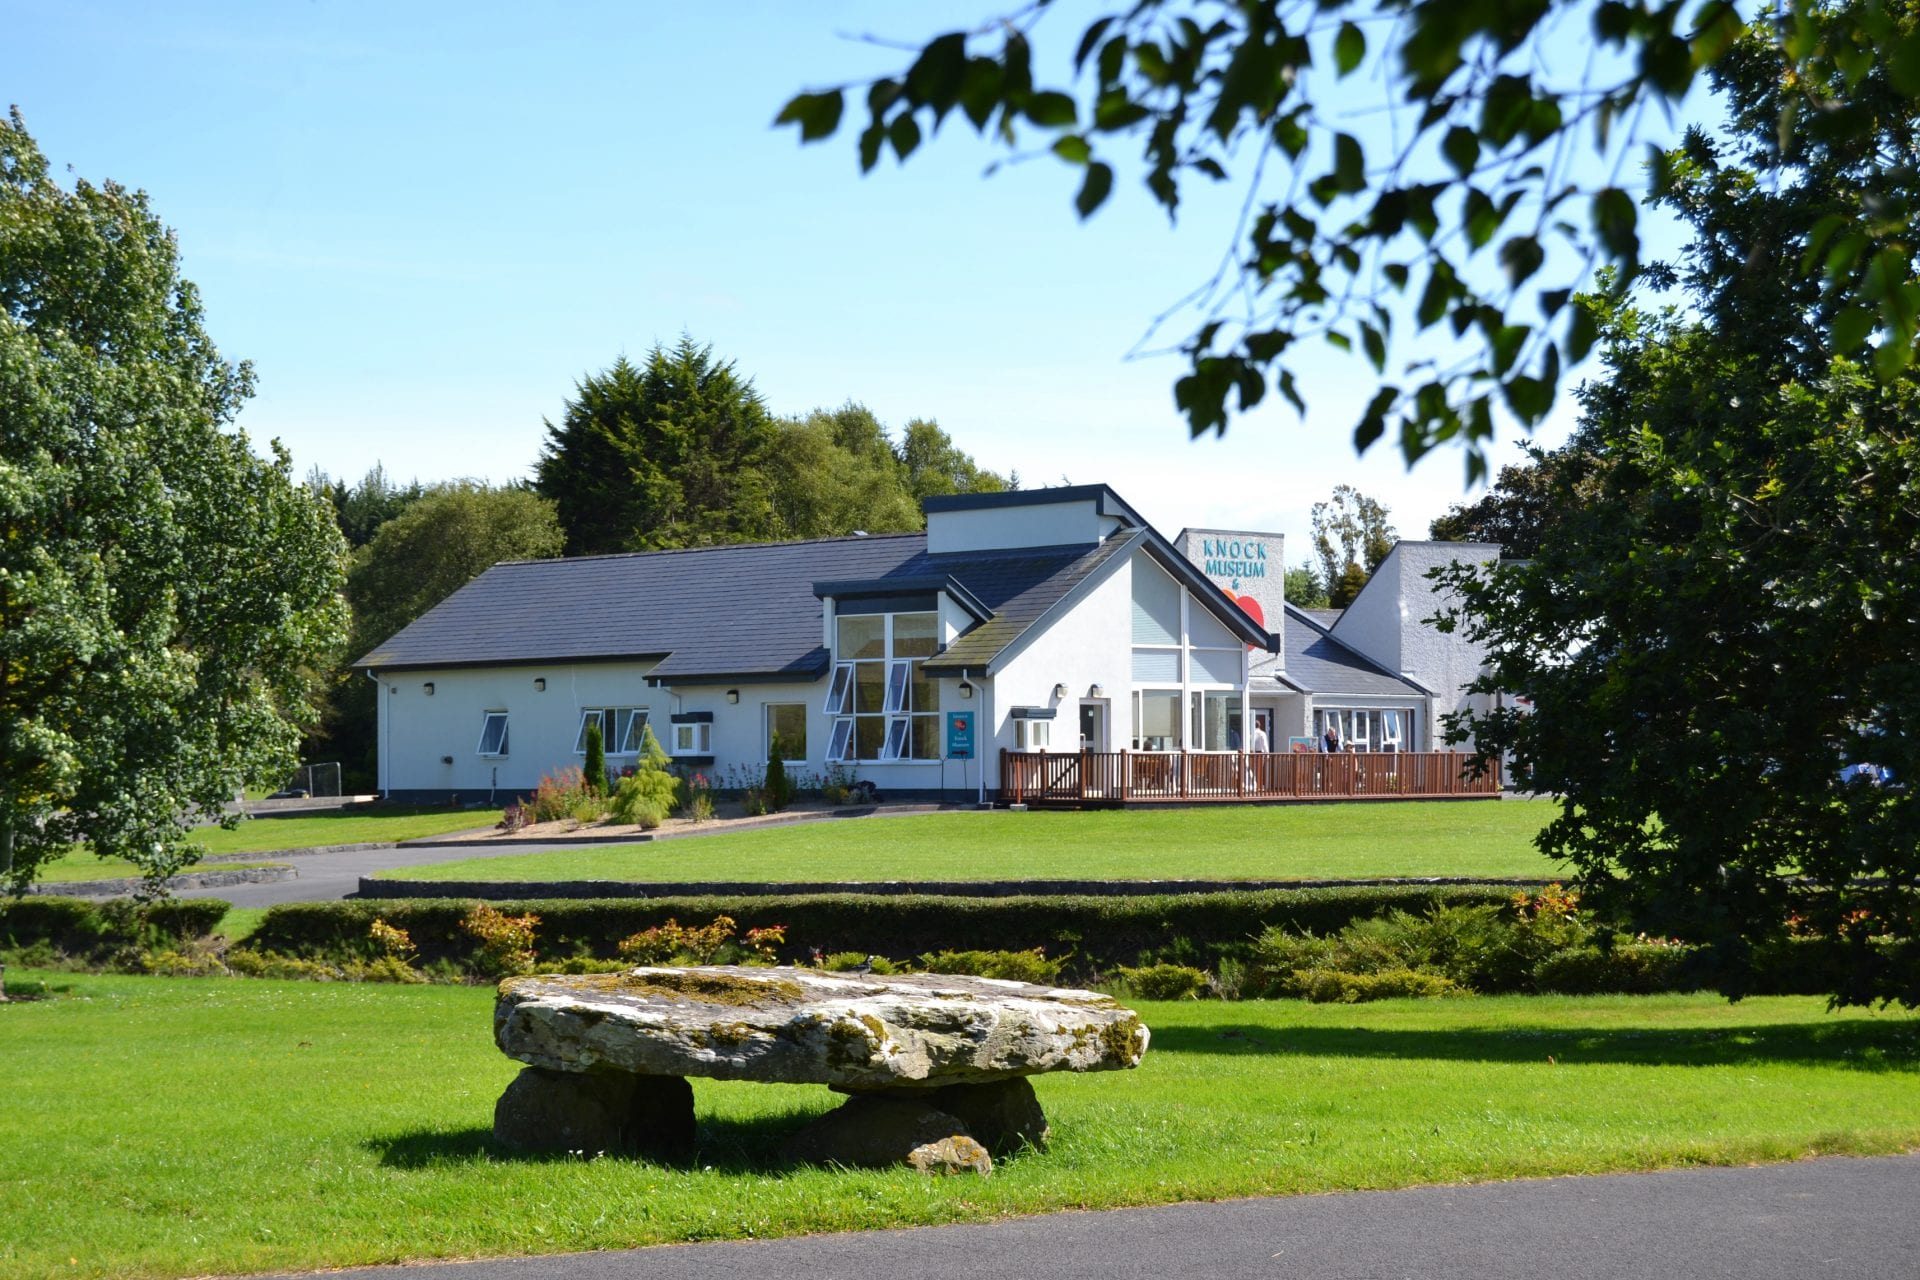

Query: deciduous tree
[0,110,349,891]
[779,1,1920,473]
[1310,484,1395,606]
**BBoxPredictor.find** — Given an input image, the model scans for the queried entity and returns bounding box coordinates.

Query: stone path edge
[357,875,1559,900]
[31,865,298,897]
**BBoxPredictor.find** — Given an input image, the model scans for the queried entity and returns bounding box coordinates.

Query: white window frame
[1016,718,1052,751]
[765,703,807,762]
[823,662,854,714]
[880,715,911,760]
[882,659,911,714]
[826,716,854,762]
[1380,709,1404,751]
[1349,710,1371,752]
[476,711,510,757]
[576,707,647,755]
[671,721,711,756]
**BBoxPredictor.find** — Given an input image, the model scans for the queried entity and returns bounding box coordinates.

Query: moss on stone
[563,969,804,1007]
[1098,1014,1145,1064]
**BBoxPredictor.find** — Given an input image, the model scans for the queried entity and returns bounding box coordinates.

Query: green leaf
[906,33,969,116]
[1503,374,1553,423]
[1499,235,1545,287]
[1832,305,1875,353]
[1075,161,1114,218]
[1442,126,1479,177]
[958,59,1004,131]
[1052,135,1091,165]
[1360,321,1388,373]
[1075,16,1115,71]
[1332,132,1365,194]
[888,112,921,161]
[1463,187,1500,249]
[1334,22,1366,76]
[1591,187,1638,260]
[858,121,886,172]
[774,90,845,143]
[1565,301,1599,363]
[1026,91,1078,128]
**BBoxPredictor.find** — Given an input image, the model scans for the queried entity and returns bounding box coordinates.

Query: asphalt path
[244,1154,1920,1280]
[173,840,549,908]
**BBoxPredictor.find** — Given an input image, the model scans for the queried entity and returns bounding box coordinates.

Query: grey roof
[1300,607,1345,630]
[1276,604,1429,698]
[355,534,926,679]
[921,532,1141,675]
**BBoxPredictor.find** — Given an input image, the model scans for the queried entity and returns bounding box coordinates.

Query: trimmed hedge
[247,885,1523,975]
[0,896,232,952]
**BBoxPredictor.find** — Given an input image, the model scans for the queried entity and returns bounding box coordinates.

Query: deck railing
[998,749,1501,805]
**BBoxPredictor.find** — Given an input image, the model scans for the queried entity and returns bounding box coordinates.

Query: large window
[1132,689,1181,751]
[575,707,647,755]
[826,610,940,760]
[476,711,509,757]
[766,703,807,761]
[1190,690,1236,751]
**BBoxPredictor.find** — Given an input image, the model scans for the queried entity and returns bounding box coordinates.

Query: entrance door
[1079,701,1107,751]
[1252,708,1274,751]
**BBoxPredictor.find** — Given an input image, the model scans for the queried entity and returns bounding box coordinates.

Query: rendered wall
[925,497,1105,554]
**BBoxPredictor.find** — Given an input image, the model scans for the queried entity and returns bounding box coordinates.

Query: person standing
[1322,718,1342,753]
[1249,721,1270,755]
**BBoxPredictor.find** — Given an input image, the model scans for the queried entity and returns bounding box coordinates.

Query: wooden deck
[999,749,1502,806]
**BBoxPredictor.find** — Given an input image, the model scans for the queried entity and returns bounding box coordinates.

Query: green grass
[215,908,269,942]
[191,806,502,856]
[30,851,289,884]
[3,973,1916,1279]
[386,799,1563,883]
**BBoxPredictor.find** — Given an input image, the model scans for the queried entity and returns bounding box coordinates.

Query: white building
[356,485,1499,803]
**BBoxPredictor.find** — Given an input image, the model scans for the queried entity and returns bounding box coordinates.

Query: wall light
[726,689,740,704]
[959,680,974,700]
[533,677,546,692]
[1089,684,1106,699]
[422,682,435,696]
[440,755,453,765]
[1053,682,1069,700]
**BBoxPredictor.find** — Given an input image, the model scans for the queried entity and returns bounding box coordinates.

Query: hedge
[247,885,1524,975]
[0,896,232,953]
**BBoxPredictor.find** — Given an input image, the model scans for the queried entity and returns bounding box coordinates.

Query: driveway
[243,1153,1920,1279]
[172,840,561,908]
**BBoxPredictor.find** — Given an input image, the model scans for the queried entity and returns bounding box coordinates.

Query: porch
[998,749,1502,806]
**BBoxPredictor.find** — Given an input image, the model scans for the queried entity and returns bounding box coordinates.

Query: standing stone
[920,1077,1050,1154]
[493,1066,695,1160]
[780,1095,989,1172]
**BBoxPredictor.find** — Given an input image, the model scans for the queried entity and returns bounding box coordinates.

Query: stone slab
[494,965,1149,1090]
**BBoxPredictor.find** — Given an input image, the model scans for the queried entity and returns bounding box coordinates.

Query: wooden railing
[998,749,1501,805]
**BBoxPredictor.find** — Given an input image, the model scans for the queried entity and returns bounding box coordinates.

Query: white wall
[990,545,1137,754]
[376,661,666,796]
[926,497,1104,554]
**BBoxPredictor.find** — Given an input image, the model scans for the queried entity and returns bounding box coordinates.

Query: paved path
[246,1154,1918,1279]
[172,840,547,907]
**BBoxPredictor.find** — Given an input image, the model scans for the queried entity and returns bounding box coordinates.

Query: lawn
[384,799,1564,884]
[3,973,1916,1279]
[30,852,290,884]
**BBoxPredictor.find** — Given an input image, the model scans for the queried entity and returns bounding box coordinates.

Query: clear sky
[5,1,1686,560]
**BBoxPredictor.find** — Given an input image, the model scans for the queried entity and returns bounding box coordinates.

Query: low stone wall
[359,874,1555,901]
[32,865,297,898]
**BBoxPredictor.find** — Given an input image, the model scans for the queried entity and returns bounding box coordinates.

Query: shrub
[568,789,609,824]
[526,766,589,824]
[766,741,792,811]
[617,916,738,965]
[611,734,682,822]
[1532,943,1699,995]
[819,950,904,975]
[686,773,715,823]
[497,802,528,834]
[1296,968,1464,1002]
[0,896,231,960]
[1113,963,1209,1000]
[459,903,539,977]
[919,947,1063,984]
[740,786,771,817]
[369,918,416,962]
[583,720,606,795]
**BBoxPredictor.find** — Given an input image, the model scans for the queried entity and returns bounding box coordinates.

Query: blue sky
[5,1,1698,558]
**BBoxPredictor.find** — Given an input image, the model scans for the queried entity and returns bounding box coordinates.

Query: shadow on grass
[1149,1017,1920,1070]
[367,1108,827,1173]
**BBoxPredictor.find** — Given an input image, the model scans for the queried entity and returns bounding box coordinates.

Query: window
[575,707,647,755]
[1016,717,1052,750]
[476,711,509,756]
[766,703,807,761]
[1132,689,1180,750]
[832,610,941,760]
[671,721,711,755]
[1190,690,1235,751]
[1380,709,1405,751]
[1348,709,1372,751]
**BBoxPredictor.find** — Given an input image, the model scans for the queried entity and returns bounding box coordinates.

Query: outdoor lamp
[533,677,546,691]
[959,680,974,700]
[422,682,435,696]
[1089,684,1106,699]
[727,689,740,704]
[1053,682,1069,700]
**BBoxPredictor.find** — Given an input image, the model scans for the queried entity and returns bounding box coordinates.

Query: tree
[779,2,1920,473]
[536,340,780,555]
[1310,484,1396,606]
[1429,451,1589,559]
[1284,562,1330,609]
[897,418,1014,500]
[308,463,427,548]
[1435,21,1920,1006]
[0,110,349,892]
[765,404,922,540]
[308,484,563,788]
[582,719,606,795]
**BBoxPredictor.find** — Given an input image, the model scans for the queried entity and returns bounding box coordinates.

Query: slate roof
[1273,604,1430,698]
[1300,607,1345,630]
[920,532,1142,675]
[355,534,926,679]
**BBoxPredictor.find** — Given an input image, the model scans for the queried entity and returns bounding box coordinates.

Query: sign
[945,711,975,760]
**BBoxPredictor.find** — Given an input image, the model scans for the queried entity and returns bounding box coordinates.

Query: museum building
[355,485,1500,803]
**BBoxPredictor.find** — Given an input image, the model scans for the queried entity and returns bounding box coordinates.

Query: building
[355,485,1499,803]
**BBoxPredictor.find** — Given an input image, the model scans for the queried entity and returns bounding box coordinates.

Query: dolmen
[492,965,1150,1174]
